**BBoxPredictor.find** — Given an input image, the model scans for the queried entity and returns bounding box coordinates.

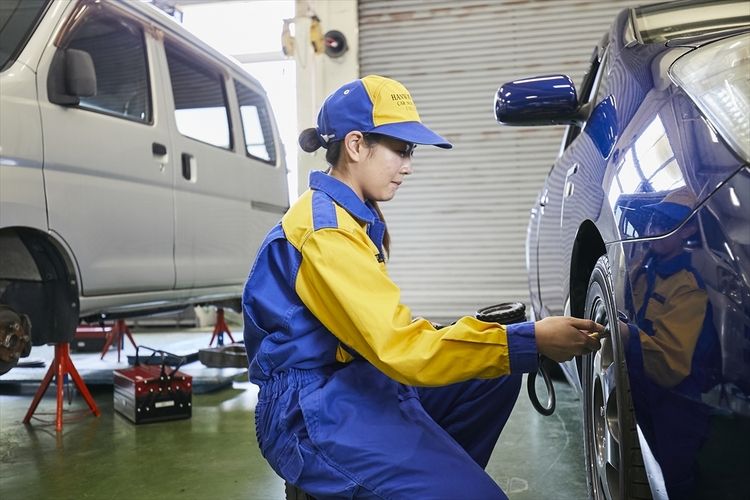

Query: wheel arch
[0,226,80,345]
[569,220,606,318]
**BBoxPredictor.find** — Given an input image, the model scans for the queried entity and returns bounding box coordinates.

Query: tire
[475,301,527,324]
[284,482,316,500]
[581,256,651,500]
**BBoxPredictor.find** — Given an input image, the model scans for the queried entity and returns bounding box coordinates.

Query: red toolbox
[72,325,110,352]
[113,347,192,424]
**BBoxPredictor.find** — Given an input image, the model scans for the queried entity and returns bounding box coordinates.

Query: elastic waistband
[258,367,332,397]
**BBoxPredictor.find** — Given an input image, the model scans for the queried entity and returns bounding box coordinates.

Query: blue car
[495,1,749,499]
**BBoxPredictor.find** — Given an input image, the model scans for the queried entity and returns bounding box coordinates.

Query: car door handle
[564,163,579,198]
[152,142,167,156]
[539,188,549,207]
[182,153,194,181]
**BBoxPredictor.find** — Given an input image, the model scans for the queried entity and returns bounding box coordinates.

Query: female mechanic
[242,75,603,499]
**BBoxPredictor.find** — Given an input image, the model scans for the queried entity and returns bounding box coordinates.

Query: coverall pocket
[276,434,304,484]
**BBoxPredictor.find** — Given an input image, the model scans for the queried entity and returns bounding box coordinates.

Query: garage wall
[294,0,359,195]
[358,0,636,322]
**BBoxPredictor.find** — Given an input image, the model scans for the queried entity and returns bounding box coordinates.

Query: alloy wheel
[582,256,650,500]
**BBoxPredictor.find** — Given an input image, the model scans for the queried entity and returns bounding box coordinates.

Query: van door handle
[152,142,167,156]
[181,153,193,180]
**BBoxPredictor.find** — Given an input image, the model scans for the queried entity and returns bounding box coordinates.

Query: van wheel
[284,481,316,500]
[582,256,650,500]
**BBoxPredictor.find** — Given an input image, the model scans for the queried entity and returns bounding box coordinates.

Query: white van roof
[116,0,268,93]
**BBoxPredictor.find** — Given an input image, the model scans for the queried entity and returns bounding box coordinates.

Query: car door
[38,3,175,295]
[536,45,607,316]
[159,38,287,290]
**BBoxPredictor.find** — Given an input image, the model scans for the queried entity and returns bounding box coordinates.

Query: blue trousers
[254,361,522,499]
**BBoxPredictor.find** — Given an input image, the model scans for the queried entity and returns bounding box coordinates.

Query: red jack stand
[23,343,100,432]
[100,319,137,362]
[208,308,235,346]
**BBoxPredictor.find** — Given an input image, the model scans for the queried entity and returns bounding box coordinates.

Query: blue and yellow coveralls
[243,171,539,499]
[623,251,720,498]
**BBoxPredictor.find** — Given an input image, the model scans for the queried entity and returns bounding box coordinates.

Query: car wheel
[582,256,650,500]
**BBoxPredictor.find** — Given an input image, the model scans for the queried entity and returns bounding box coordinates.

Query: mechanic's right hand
[534,316,604,362]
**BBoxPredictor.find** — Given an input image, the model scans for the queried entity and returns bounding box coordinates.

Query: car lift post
[208,308,235,346]
[100,319,137,363]
[23,342,100,432]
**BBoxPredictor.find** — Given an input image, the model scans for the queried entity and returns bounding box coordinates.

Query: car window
[0,0,49,71]
[165,41,232,149]
[65,13,151,122]
[560,44,607,151]
[593,48,613,105]
[235,81,276,164]
[579,46,604,104]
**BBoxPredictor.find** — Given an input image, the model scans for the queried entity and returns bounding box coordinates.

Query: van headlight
[670,33,750,162]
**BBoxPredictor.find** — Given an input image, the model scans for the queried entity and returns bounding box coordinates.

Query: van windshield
[0,0,49,71]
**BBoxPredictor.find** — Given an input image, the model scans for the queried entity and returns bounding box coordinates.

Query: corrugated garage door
[359,0,635,323]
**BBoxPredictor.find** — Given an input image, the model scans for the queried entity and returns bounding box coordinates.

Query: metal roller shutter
[359,0,635,323]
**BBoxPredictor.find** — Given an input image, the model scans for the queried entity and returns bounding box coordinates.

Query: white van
[0,0,289,372]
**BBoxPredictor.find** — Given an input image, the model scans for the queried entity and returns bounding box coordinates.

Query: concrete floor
[0,329,588,500]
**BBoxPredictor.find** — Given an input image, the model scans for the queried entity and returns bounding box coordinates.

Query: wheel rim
[585,280,625,500]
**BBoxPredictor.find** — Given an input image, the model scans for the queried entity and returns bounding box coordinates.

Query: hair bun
[299,128,323,153]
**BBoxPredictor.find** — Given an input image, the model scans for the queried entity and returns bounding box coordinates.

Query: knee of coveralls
[417,374,523,468]
[265,363,513,500]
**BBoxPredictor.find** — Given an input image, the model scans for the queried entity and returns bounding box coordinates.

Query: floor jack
[208,308,235,347]
[23,342,100,432]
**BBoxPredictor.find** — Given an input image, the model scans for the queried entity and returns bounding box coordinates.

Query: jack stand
[208,308,235,347]
[23,343,100,432]
[100,319,137,362]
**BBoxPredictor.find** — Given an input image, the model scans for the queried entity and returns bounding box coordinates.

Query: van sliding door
[162,40,272,289]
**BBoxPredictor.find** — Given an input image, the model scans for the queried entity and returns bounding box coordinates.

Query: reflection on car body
[495,1,750,498]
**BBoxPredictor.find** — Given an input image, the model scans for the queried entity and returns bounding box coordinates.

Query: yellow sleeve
[295,227,535,386]
[639,286,707,388]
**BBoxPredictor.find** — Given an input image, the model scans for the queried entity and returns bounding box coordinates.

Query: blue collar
[309,170,386,256]
[309,170,375,224]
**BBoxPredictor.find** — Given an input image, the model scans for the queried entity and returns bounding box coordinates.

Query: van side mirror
[48,48,97,105]
[494,74,585,126]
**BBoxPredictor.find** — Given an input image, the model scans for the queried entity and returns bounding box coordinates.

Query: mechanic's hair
[298,127,323,153]
[297,129,390,256]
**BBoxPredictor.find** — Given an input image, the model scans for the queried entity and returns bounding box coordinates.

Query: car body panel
[499,2,750,497]
[37,19,176,294]
[0,61,46,231]
[0,0,288,357]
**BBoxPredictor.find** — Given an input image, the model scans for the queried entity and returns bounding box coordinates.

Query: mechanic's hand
[534,316,604,362]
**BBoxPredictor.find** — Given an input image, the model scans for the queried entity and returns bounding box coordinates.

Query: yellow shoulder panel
[281,190,315,251]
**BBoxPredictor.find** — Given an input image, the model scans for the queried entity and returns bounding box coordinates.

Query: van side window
[235,81,277,165]
[66,15,151,122]
[165,41,232,149]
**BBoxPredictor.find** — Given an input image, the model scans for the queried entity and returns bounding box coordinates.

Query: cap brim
[370,121,452,149]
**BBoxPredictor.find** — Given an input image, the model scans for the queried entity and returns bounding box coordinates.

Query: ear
[342,131,365,162]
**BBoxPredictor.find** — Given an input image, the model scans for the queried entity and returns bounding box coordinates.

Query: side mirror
[494,74,583,126]
[65,49,96,97]
[48,48,97,105]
